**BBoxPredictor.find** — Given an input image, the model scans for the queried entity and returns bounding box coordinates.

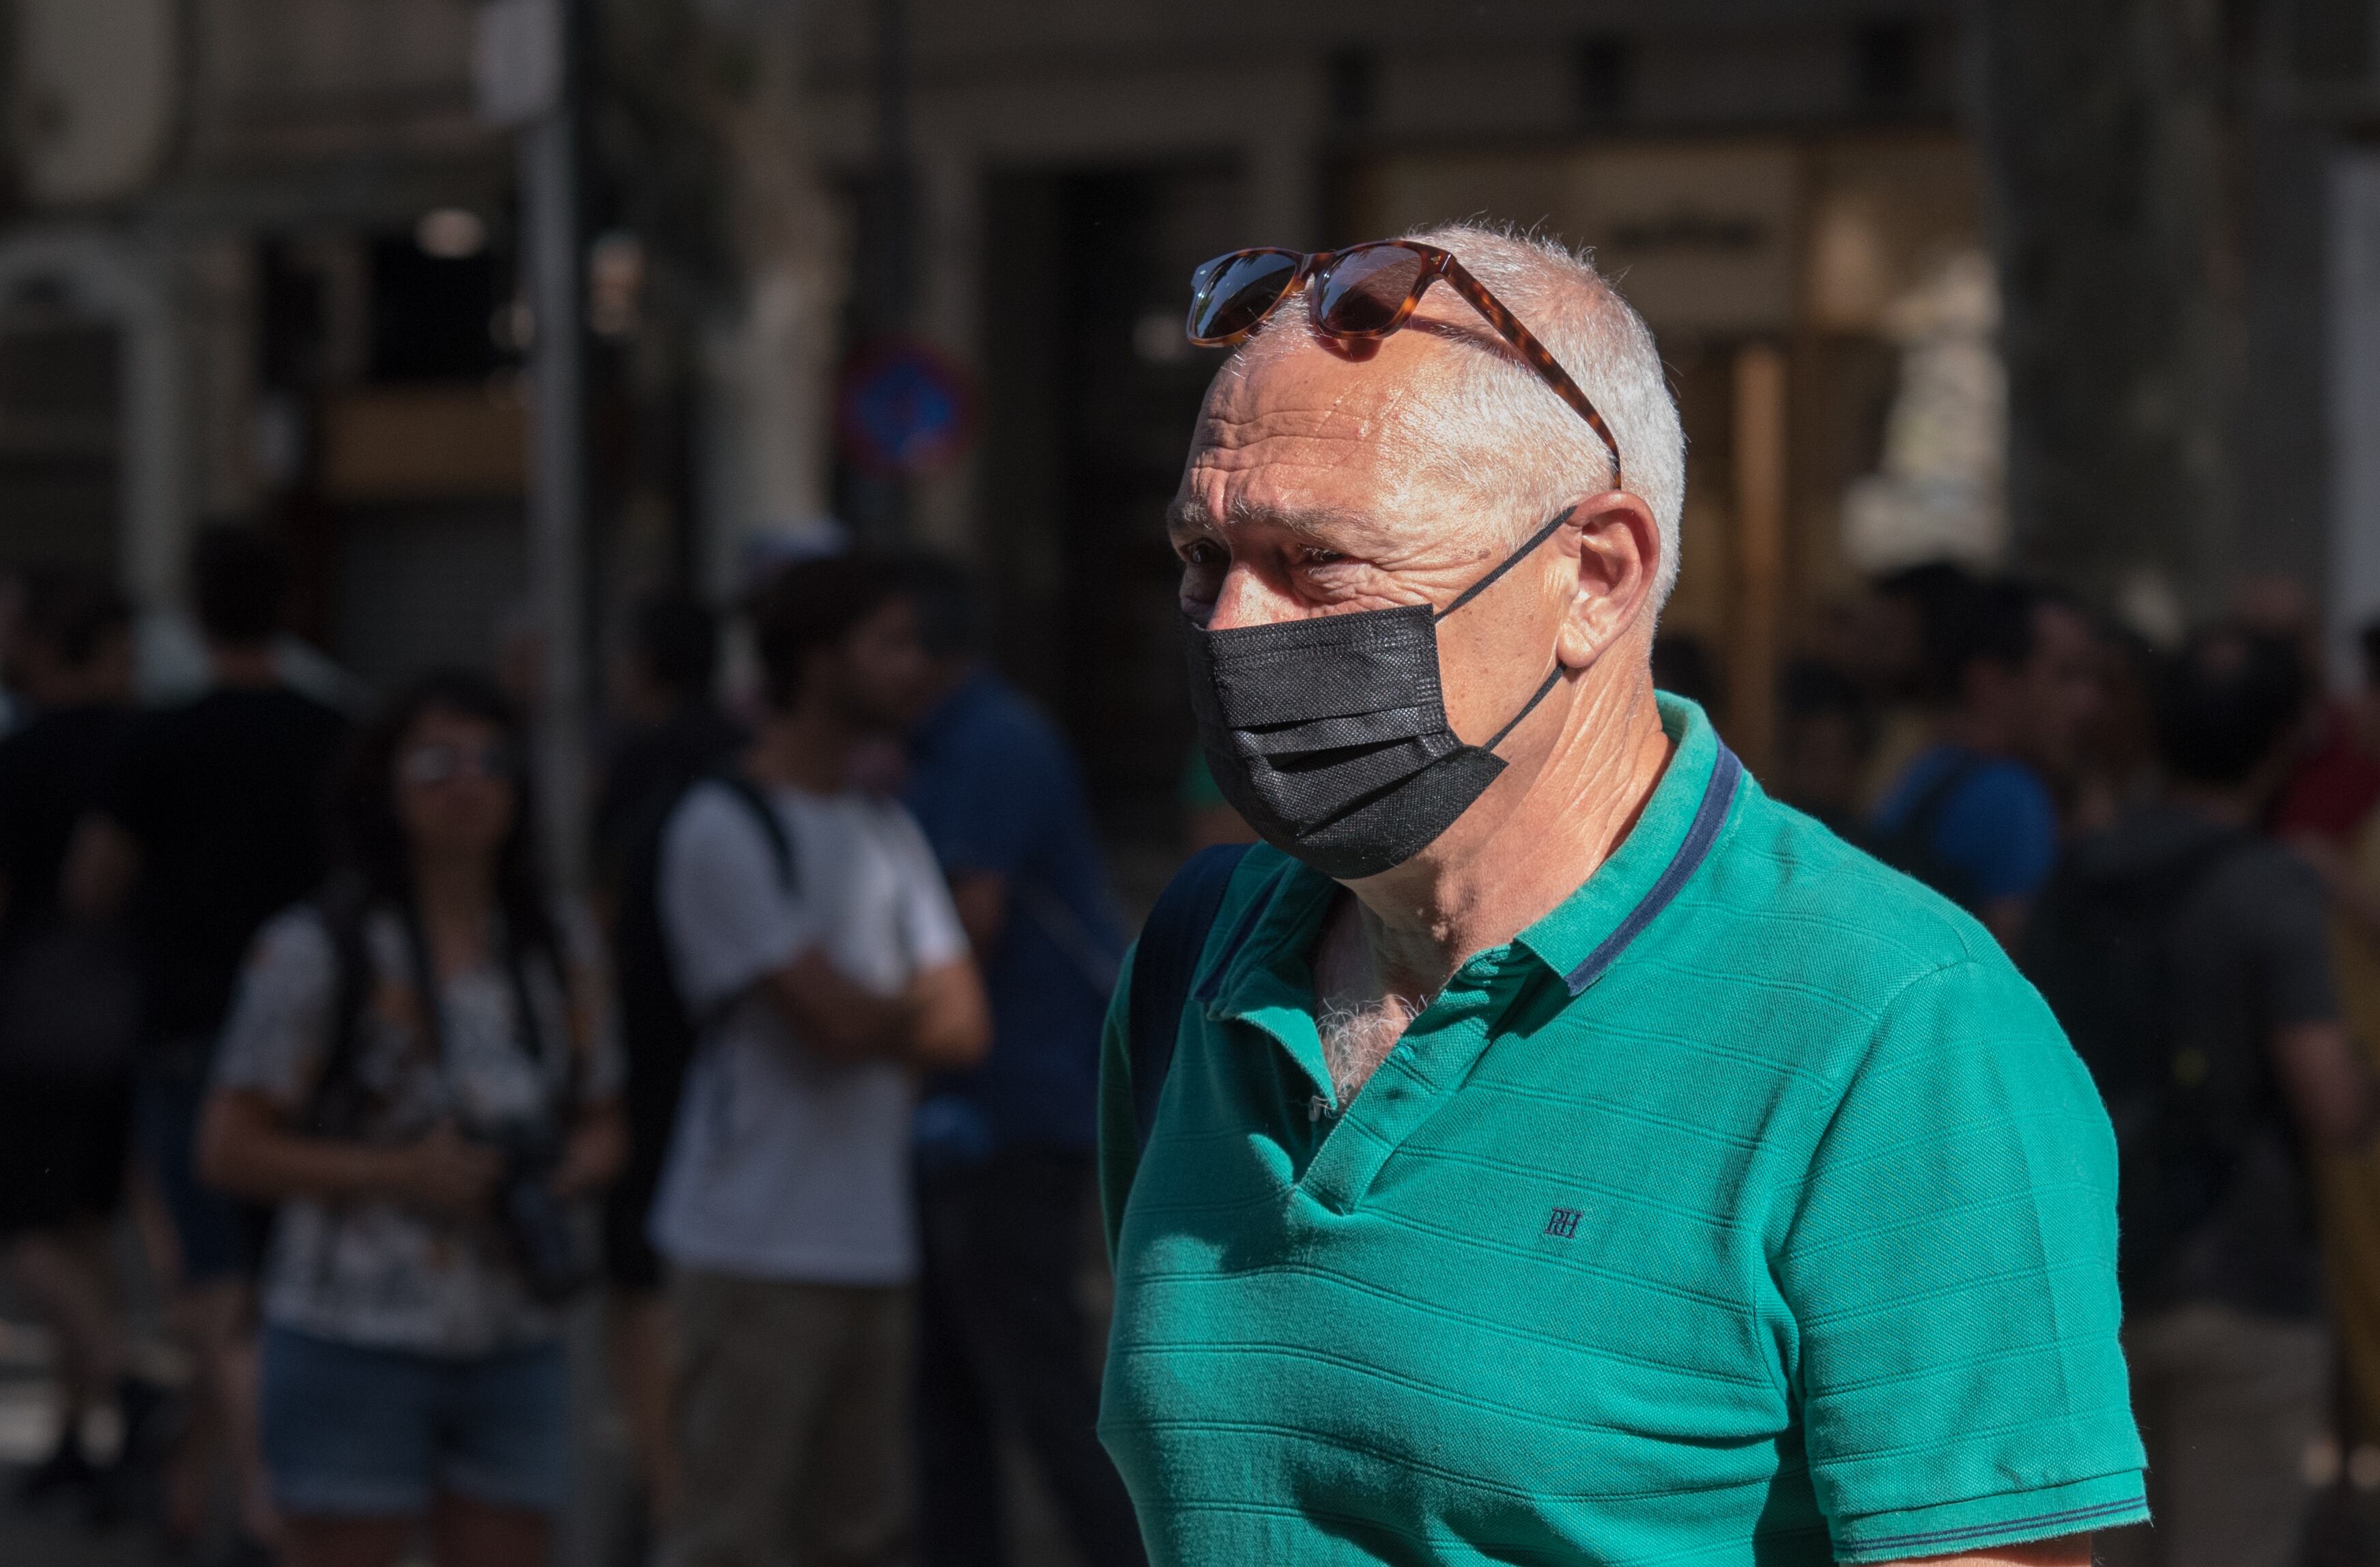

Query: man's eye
[1300,548,1347,568]
[1179,540,1225,567]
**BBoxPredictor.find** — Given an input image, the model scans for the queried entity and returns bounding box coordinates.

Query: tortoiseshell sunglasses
[1185,240,1624,487]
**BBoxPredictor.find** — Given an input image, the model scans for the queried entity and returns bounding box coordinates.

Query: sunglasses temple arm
[1439,260,1626,489]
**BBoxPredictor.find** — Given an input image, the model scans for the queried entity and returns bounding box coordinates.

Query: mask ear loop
[1432,505,1579,623]
[1431,505,1579,752]
[1481,665,1565,751]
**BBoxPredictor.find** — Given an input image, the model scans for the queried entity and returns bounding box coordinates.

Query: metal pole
[856,0,913,547]
[523,3,585,889]
[872,0,913,325]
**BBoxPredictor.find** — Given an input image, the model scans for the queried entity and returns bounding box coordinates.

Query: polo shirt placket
[1200,734,1740,1220]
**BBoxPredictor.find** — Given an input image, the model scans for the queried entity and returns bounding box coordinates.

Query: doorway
[977,164,1242,856]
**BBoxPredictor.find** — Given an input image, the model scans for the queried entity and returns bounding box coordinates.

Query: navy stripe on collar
[1561,743,1744,996]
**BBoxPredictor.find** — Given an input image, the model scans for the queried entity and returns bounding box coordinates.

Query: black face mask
[1184,510,1571,880]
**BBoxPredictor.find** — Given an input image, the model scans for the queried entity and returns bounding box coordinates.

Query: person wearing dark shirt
[1868,578,2099,947]
[591,594,748,897]
[899,560,1144,1567]
[2281,620,2380,948]
[66,527,347,1561]
[1770,657,1874,838]
[2049,631,2375,1567]
[590,592,745,1529]
[0,570,147,1514]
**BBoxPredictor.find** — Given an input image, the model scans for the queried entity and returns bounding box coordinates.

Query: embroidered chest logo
[1543,1207,1583,1239]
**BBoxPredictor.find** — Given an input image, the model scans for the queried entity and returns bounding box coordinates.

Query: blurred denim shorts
[259,1325,570,1516]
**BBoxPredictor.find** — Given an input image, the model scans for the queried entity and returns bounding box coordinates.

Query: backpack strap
[304,886,376,1138]
[1128,842,1252,1151]
[706,773,797,891]
[672,774,801,1056]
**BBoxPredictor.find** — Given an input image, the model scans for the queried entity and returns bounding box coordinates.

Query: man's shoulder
[1702,782,2016,1018]
[1191,839,1300,922]
[1677,788,2091,1136]
[146,684,345,754]
[659,775,792,872]
[670,770,784,826]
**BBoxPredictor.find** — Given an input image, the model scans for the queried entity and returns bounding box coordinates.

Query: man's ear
[1555,491,1661,672]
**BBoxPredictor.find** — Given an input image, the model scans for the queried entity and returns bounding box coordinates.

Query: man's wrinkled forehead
[1172,328,1450,535]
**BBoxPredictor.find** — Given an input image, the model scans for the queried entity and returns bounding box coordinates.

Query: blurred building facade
[1,0,2376,844]
[0,0,526,691]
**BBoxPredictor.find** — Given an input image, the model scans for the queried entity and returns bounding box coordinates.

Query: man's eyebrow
[1165,498,1372,539]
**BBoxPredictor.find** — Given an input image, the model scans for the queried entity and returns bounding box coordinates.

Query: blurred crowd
[5,528,2380,1567]
[1682,564,2380,1565]
[0,534,1134,1567]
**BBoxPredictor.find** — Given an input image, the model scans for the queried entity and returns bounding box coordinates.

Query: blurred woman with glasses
[199,669,625,1567]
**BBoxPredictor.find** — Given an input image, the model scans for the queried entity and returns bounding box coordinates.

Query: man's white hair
[1236,222,1687,608]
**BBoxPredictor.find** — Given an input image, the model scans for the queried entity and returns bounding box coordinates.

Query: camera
[481,1121,597,1307]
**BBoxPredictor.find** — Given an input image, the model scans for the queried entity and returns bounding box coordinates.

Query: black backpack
[612,773,797,1109]
[1124,843,1253,1151]
[2019,829,2258,1288]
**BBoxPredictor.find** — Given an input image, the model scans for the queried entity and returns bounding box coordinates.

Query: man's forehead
[1174,327,1465,533]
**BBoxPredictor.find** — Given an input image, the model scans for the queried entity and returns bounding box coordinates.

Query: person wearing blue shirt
[1869,578,2100,947]
[899,559,1145,1567]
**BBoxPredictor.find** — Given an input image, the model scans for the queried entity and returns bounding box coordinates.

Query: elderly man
[1095,225,2146,1566]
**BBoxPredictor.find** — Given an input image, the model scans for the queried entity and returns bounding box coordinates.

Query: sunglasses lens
[1315,246,1427,336]
[1188,251,1299,343]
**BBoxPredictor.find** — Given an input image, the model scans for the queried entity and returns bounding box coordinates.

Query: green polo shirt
[1098,696,2145,1565]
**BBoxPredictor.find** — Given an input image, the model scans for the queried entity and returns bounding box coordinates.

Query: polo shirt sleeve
[1096,946,1142,1267]
[1777,954,2147,1564]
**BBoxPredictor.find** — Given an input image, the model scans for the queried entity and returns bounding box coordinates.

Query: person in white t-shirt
[650,553,989,1567]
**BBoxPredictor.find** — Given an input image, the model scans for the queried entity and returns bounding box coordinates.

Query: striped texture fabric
[1097,697,2146,1565]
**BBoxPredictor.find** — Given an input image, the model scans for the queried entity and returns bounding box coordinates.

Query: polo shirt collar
[1516,693,1743,994]
[1203,694,1743,1040]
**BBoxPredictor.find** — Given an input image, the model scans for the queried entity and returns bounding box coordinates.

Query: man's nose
[1206,564,1304,632]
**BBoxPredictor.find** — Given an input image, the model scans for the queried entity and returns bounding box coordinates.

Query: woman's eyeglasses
[1185,240,1624,487]
[400,741,516,788]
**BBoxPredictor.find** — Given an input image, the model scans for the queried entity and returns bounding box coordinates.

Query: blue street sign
[837,339,976,476]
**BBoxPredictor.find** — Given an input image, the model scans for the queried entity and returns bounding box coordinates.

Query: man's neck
[745,700,859,795]
[208,642,280,690]
[1340,661,1674,999]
